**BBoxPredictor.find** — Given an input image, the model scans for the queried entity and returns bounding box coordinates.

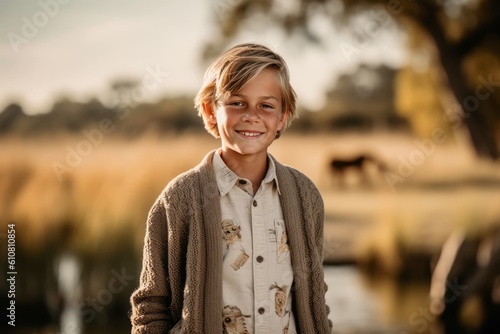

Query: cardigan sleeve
[309,177,333,333]
[275,161,333,333]
[130,196,174,334]
[315,190,333,333]
[299,171,333,333]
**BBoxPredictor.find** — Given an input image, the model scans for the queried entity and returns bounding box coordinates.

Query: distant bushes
[0,96,203,138]
[0,92,412,138]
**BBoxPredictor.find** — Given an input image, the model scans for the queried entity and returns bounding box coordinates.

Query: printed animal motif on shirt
[268,228,277,242]
[283,311,292,334]
[278,228,289,256]
[270,282,289,317]
[222,305,251,334]
[274,220,290,263]
[222,219,242,247]
[230,247,249,271]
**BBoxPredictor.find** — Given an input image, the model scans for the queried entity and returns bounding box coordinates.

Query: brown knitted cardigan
[130,150,332,333]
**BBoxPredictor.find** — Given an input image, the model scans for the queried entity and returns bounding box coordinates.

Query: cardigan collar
[194,150,310,333]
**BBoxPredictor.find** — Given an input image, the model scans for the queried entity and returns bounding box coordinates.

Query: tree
[206,0,500,159]
[0,103,25,135]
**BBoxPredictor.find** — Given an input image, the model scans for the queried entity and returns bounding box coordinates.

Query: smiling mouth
[236,131,263,137]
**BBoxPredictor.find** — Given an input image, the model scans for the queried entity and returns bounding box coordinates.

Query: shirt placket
[251,192,270,334]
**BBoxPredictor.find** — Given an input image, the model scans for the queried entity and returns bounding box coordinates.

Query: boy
[130,43,332,334]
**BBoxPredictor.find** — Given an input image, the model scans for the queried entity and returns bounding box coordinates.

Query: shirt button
[258,307,265,314]
[253,200,257,207]
[256,255,264,263]
[238,179,247,185]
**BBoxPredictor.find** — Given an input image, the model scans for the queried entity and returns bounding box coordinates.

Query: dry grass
[1,132,500,270]
[0,134,219,253]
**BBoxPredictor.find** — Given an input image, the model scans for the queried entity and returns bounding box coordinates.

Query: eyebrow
[231,93,279,101]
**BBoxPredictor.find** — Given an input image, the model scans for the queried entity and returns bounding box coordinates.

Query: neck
[219,148,268,194]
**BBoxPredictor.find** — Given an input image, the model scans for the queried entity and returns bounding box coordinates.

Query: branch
[455,13,500,56]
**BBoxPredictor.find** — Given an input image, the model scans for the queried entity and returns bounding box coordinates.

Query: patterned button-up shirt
[213,151,297,334]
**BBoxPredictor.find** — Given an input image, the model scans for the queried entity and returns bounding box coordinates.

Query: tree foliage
[206,0,500,158]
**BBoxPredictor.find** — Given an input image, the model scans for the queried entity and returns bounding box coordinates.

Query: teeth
[240,132,260,137]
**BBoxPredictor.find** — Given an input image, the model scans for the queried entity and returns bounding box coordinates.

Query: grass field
[1,131,499,332]
[1,132,499,259]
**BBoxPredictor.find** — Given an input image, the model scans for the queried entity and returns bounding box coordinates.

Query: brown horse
[329,154,389,187]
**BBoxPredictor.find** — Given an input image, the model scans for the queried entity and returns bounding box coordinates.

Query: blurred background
[1,0,500,333]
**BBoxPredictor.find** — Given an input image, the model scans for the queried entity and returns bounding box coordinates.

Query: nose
[242,106,260,122]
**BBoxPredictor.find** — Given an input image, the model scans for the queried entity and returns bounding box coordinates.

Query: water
[325,266,386,333]
[324,265,433,334]
[56,252,83,334]
[5,261,431,334]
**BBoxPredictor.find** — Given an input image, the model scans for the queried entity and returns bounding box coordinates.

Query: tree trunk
[437,46,500,159]
[418,4,499,159]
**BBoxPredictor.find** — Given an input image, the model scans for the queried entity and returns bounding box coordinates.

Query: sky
[0,0,407,114]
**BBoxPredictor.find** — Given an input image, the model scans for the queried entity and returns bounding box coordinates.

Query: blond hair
[194,43,297,138]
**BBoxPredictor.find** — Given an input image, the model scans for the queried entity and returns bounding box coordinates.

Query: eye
[227,101,244,107]
[260,103,274,109]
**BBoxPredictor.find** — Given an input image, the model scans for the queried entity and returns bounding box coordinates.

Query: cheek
[215,109,230,126]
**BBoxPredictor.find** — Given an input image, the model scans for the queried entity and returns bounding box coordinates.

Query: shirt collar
[212,150,281,197]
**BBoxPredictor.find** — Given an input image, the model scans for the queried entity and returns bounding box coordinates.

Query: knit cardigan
[130,150,332,333]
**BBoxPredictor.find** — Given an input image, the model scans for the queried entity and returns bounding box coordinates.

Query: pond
[2,263,445,334]
[325,265,435,334]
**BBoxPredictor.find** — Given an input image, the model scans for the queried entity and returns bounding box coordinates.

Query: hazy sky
[0,0,407,114]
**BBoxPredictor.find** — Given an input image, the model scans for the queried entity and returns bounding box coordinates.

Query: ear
[277,109,289,132]
[202,102,217,125]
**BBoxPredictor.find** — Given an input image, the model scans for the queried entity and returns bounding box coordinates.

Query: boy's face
[207,69,288,161]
